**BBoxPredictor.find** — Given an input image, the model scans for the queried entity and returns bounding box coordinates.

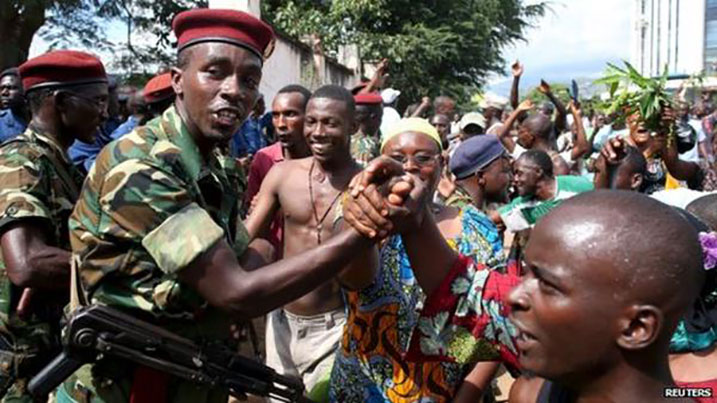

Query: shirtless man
[245,84,362,396]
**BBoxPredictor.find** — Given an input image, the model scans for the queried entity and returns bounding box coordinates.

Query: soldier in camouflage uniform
[350,93,383,166]
[0,50,109,402]
[61,9,379,403]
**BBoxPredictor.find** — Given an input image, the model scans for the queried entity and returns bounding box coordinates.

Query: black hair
[519,149,554,178]
[0,68,20,80]
[310,84,355,116]
[687,194,717,231]
[26,88,54,113]
[277,84,311,109]
[522,113,553,142]
[618,145,647,175]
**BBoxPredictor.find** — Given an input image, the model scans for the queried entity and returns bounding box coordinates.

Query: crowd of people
[0,7,714,403]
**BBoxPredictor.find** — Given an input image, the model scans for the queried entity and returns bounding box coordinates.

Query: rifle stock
[28,305,313,403]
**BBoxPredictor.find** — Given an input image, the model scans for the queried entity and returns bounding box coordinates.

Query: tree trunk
[0,0,47,70]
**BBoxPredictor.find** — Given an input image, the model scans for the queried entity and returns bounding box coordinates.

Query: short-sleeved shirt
[70,106,250,341]
[0,109,27,144]
[0,126,83,340]
[498,175,594,232]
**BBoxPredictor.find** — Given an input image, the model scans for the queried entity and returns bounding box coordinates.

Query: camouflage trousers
[0,328,60,403]
[56,361,229,403]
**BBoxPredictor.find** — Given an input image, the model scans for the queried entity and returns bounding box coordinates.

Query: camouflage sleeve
[100,159,225,274]
[0,146,52,232]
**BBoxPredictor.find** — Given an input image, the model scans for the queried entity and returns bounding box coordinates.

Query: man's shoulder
[97,118,178,174]
[0,132,47,163]
[254,142,282,160]
[556,175,593,193]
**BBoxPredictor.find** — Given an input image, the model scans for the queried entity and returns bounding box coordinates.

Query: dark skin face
[355,103,383,137]
[430,114,451,144]
[172,43,262,154]
[517,122,535,149]
[611,163,643,191]
[272,92,308,151]
[56,83,110,144]
[304,97,356,167]
[480,155,512,201]
[508,213,625,381]
[383,131,442,195]
[627,113,651,146]
[512,158,542,197]
[0,75,23,110]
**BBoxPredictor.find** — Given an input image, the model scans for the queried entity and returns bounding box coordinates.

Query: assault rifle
[27,305,313,402]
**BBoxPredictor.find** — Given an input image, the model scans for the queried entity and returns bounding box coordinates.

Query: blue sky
[486,0,632,95]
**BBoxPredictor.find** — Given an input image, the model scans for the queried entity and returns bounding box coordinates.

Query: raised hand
[511,60,524,78]
[517,98,534,113]
[538,79,551,95]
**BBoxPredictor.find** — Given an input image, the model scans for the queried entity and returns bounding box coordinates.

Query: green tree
[262,0,546,107]
[0,0,204,72]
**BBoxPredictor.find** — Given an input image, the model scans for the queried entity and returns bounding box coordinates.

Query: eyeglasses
[388,153,440,167]
[62,91,108,112]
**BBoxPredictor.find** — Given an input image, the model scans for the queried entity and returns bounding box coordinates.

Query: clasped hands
[343,156,429,240]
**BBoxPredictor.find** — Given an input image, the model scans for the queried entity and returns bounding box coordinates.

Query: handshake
[343,156,431,240]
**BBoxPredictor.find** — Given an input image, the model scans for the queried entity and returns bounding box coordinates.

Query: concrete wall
[207,0,358,105]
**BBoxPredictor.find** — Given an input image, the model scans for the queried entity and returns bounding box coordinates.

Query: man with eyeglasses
[0,50,108,401]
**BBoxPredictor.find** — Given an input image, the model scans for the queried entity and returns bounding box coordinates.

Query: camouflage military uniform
[350,131,380,167]
[0,126,83,402]
[59,106,251,403]
[444,185,474,210]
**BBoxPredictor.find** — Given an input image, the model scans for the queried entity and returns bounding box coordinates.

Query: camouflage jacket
[350,131,380,167]
[0,126,83,341]
[444,185,475,210]
[69,106,250,342]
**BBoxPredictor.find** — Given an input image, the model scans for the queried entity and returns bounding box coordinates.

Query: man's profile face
[512,158,540,197]
[507,216,621,380]
[355,104,382,137]
[58,82,109,144]
[173,42,262,144]
[304,97,354,164]
[482,156,512,200]
[0,75,23,110]
[272,92,307,150]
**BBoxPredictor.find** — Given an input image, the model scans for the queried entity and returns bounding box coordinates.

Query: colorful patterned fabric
[498,175,593,232]
[350,131,380,167]
[405,256,522,373]
[329,205,504,403]
[0,125,84,398]
[70,106,249,335]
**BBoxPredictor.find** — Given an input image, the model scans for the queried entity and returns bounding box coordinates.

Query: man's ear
[53,90,70,114]
[170,67,183,97]
[631,173,643,191]
[616,304,662,350]
[476,171,487,187]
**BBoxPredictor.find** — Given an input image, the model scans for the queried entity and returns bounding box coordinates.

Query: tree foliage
[262,0,546,106]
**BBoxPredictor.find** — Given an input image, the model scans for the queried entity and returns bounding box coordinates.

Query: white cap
[479,93,509,110]
[381,88,401,104]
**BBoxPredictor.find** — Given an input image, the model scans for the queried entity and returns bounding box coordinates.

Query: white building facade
[630,0,716,77]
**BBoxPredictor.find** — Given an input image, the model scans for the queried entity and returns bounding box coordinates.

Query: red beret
[354,92,383,105]
[143,72,174,104]
[173,9,275,60]
[19,50,107,92]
